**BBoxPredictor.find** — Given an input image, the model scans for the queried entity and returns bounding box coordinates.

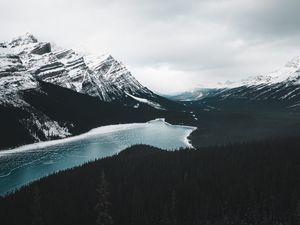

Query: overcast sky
[1,0,300,94]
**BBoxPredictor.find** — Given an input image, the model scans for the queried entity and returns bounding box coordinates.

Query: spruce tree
[297,200,300,225]
[160,204,171,225]
[170,190,177,225]
[95,171,113,225]
[31,186,44,225]
[160,190,177,225]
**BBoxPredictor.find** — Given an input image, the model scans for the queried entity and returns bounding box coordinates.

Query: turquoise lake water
[0,119,196,196]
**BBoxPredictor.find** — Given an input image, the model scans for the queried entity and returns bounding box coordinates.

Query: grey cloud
[220,0,300,40]
[0,0,300,94]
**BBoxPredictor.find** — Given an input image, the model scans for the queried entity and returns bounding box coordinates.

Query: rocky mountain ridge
[169,57,300,110]
[0,33,173,149]
[0,33,156,103]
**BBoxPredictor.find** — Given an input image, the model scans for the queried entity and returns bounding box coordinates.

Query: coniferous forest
[2,1,300,225]
[1,137,300,225]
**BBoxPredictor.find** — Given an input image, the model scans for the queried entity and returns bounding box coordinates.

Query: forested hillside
[1,137,300,225]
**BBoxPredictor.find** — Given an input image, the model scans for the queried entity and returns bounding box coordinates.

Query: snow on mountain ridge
[169,57,300,105]
[0,33,155,103]
[0,33,164,145]
[217,56,300,89]
[285,56,300,69]
[8,32,38,47]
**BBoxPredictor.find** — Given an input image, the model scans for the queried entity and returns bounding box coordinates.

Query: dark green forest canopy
[1,137,300,225]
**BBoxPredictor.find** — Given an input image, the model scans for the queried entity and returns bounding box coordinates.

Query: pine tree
[160,190,177,225]
[131,186,143,225]
[95,171,114,225]
[31,186,44,225]
[296,200,300,225]
[160,204,171,225]
[170,190,177,225]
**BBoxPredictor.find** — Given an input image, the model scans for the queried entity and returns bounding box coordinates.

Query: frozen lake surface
[0,119,196,196]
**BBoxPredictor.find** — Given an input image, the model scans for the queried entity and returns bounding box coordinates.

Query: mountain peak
[0,34,157,104]
[220,56,300,88]
[9,33,38,47]
[285,56,300,69]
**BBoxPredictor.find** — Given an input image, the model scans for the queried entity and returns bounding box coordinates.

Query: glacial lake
[0,119,196,196]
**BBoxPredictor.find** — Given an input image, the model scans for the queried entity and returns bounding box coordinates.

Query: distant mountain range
[0,33,179,150]
[168,57,300,111]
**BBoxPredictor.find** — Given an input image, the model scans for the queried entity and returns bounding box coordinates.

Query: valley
[0,33,300,225]
[0,119,195,196]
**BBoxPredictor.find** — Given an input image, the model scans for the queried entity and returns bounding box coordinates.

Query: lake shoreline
[0,118,196,195]
[0,118,197,157]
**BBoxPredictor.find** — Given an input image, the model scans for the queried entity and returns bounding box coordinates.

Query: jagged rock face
[0,52,37,104]
[0,54,25,73]
[31,42,51,55]
[8,33,38,47]
[0,33,167,148]
[84,55,153,101]
[0,41,69,144]
[0,33,154,103]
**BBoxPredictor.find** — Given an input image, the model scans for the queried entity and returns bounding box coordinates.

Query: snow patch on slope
[125,92,164,110]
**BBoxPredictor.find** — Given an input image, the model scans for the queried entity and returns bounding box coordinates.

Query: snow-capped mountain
[231,56,300,87]
[169,57,300,110]
[0,33,161,106]
[0,33,177,150]
[0,36,71,144]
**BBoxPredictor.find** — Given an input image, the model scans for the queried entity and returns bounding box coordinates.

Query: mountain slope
[1,139,300,225]
[0,80,169,150]
[0,33,168,108]
[169,57,300,111]
[0,33,183,150]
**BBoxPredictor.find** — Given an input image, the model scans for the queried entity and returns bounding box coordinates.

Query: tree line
[0,137,300,225]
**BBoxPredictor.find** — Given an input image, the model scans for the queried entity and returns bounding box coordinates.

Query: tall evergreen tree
[95,171,114,225]
[297,200,300,225]
[160,204,171,225]
[31,186,44,225]
[170,190,177,225]
[131,186,144,225]
[160,190,177,225]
